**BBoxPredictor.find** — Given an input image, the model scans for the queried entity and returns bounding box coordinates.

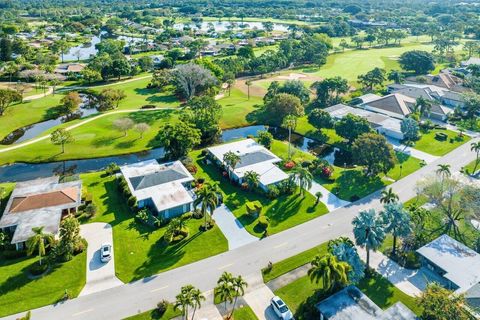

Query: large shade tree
[158,121,201,159]
[172,63,217,100]
[352,133,396,177]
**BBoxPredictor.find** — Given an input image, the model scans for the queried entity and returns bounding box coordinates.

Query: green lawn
[232,305,259,320]
[192,141,329,238]
[0,110,179,165]
[123,305,181,320]
[414,129,470,156]
[218,88,262,129]
[0,252,86,317]
[275,272,420,319]
[464,159,479,175]
[295,116,344,145]
[262,243,328,283]
[83,171,228,282]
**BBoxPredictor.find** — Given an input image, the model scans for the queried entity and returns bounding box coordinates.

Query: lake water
[0,125,332,182]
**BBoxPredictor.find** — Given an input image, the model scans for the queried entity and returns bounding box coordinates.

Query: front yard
[83,172,228,283]
[414,129,470,156]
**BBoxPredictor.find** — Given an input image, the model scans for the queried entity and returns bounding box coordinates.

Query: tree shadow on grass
[98,179,133,226]
[91,136,117,148]
[115,139,136,149]
[356,272,395,310]
[331,170,385,201]
[294,288,329,320]
[127,109,175,125]
[265,195,305,227]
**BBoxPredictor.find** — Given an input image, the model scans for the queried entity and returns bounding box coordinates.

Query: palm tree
[26,226,55,266]
[190,287,205,320]
[245,80,252,100]
[282,115,297,161]
[223,151,241,181]
[380,203,412,256]
[352,209,385,270]
[243,170,260,191]
[294,167,313,196]
[436,164,451,190]
[414,97,432,118]
[470,142,480,175]
[387,70,404,84]
[380,187,399,204]
[174,285,195,320]
[216,272,235,316]
[308,253,350,292]
[194,183,219,230]
[229,275,248,319]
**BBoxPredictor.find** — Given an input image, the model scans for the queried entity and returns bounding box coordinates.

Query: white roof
[357,93,382,104]
[207,139,289,186]
[120,160,194,212]
[417,234,480,293]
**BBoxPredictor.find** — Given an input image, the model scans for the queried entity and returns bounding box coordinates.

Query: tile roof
[9,187,78,213]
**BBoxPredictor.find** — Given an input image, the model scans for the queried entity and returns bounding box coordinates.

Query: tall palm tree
[380,203,412,256]
[174,285,195,320]
[380,187,399,204]
[245,80,252,100]
[223,151,241,181]
[436,164,451,190]
[216,272,235,316]
[308,253,350,292]
[26,226,55,266]
[190,288,205,320]
[229,275,248,319]
[414,97,433,118]
[194,183,219,230]
[293,167,313,196]
[352,209,385,270]
[471,142,480,175]
[243,170,260,191]
[282,115,297,161]
[387,69,404,84]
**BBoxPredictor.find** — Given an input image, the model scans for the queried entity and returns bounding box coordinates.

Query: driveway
[307,181,350,211]
[79,223,123,296]
[244,281,278,320]
[214,204,259,250]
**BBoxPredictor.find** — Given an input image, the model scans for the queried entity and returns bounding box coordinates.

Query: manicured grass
[83,171,228,282]
[123,305,181,320]
[262,243,328,283]
[270,139,316,164]
[385,152,423,180]
[0,94,63,141]
[232,305,259,320]
[218,88,262,129]
[414,129,470,156]
[464,158,480,175]
[275,272,420,318]
[0,110,179,165]
[295,116,344,145]
[0,252,86,317]
[191,143,329,238]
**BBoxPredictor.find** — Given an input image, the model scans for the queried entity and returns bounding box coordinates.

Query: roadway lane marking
[150,285,169,292]
[218,263,234,270]
[72,309,94,317]
[274,242,288,249]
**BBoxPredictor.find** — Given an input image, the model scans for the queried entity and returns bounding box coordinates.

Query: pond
[173,21,289,32]
[0,125,335,182]
[1,95,98,145]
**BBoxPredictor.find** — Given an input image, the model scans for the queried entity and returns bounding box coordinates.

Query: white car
[100,243,112,263]
[271,296,293,320]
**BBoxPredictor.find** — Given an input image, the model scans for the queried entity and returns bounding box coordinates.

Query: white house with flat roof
[120,160,195,219]
[207,139,289,191]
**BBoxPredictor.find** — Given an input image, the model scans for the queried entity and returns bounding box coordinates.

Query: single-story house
[120,160,195,219]
[388,83,465,110]
[0,177,82,250]
[207,139,289,191]
[325,104,404,140]
[461,57,480,67]
[55,63,86,74]
[316,285,416,320]
[405,71,465,93]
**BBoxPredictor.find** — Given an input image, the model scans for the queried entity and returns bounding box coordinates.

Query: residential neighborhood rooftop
[417,234,480,293]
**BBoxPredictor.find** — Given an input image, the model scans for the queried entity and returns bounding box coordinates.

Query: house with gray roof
[120,160,195,219]
[316,285,416,320]
[0,177,82,250]
[207,139,289,191]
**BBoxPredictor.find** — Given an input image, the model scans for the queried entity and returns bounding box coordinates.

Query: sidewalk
[307,180,351,211]
[387,137,439,164]
[213,204,259,250]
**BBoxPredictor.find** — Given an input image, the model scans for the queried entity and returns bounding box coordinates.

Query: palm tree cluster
[223,151,241,181]
[293,166,313,197]
[164,218,188,243]
[174,285,205,320]
[308,253,351,293]
[215,272,248,319]
[194,182,221,230]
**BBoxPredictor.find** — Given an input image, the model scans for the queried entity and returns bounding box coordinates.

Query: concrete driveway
[79,223,123,296]
[214,204,259,250]
[244,282,278,320]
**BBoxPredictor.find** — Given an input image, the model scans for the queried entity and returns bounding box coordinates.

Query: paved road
[79,223,123,296]
[3,137,478,320]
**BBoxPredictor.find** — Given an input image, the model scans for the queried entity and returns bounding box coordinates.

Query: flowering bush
[185,164,198,174]
[322,166,333,178]
[284,161,295,170]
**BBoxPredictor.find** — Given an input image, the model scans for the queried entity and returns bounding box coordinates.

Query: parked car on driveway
[100,243,112,263]
[271,296,293,320]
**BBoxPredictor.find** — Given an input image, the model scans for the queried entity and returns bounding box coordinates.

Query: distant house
[461,57,480,68]
[388,83,465,110]
[207,139,289,191]
[405,72,465,93]
[325,104,404,140]
[120,160,195,219]
[0,177,82,250]
[316,285,416,320]
[55,63,86,75]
